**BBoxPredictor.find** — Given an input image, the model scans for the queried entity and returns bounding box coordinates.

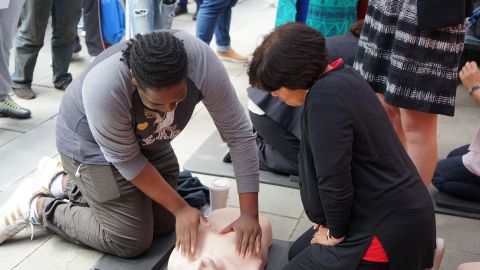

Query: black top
[418,0,472,29]
[299,64,436,270]
[326,32,359,66]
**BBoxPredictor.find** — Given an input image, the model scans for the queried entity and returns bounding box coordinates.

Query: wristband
[468,84,480,96]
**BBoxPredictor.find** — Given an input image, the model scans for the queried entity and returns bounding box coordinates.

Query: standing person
[72,0,106,60]
[127,0,177,35]
[82,0,105,57]
[0,30,261,259]
[354,0,469,186]
[11,0,82,99]
[249,23,436,270]
[0,0,31,118]
[195,0,248,62]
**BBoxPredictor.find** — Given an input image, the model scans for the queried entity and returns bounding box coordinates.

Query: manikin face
[132,73,188,112]
[270,87,308,106]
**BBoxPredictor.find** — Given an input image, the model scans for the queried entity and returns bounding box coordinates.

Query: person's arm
[219,192,261,256]
[202,56,262,256]
[459,61,480,104]
[306,91,354,241]
[130,162,208,256]
[175,31,261,256]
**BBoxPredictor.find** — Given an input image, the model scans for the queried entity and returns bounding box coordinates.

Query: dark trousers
[82,0,104,56]
[285,228,390,270]
[13,0,81,88]
[432,145,480,202]
[250,111,299,176]
[178,0,203,9]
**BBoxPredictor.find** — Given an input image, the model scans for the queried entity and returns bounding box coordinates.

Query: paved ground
[0,0,479,269]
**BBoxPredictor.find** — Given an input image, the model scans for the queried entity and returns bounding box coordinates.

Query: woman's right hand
[174,206,209,257]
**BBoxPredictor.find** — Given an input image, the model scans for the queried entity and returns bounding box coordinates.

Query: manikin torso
[168,208,273,270]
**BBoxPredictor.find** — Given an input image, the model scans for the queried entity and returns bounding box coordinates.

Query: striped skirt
[353,0,465,116]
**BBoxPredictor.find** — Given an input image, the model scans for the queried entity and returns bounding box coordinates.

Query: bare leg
[376,94,406,148]
[400,108,438,186]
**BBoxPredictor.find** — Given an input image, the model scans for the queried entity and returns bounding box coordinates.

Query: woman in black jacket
[248,22,436,270]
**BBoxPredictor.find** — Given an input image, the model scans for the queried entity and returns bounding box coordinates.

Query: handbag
[100,0,125,45]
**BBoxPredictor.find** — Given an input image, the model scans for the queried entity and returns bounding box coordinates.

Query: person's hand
[459,61,480,89]
[219,213,262,257]
[310,226,329,245]
[174,206,209,257]
[310,226,345,246]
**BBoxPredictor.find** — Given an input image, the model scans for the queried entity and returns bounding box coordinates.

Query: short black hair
[248,23,328,92]
[121,32,188,90]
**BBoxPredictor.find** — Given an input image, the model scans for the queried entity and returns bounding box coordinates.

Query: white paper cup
[209,179,231,211]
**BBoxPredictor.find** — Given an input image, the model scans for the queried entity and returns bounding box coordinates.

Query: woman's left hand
[310,226,345,246]
[310,226,330,245]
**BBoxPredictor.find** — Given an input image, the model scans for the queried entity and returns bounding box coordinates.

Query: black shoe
[12,84,35,99]
[73,35,82,53]
[71,35,82,61]
[0,96,31,119]
[174,5,188,16]
[54,80,71,91]
[193,9,198,20]
[223,152,232,163]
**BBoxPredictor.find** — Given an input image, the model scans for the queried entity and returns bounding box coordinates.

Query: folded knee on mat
[106,235,153,258]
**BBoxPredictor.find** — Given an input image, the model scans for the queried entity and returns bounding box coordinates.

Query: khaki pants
[40,146,178,258]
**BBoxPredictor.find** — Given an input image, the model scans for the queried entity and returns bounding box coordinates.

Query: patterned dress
[275,0,358,37]
[354,0,466,116]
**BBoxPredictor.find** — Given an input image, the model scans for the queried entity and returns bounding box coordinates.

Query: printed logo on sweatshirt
[139,109,181,146]
[137,122,149,131]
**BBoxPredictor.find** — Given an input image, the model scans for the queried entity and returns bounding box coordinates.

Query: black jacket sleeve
[305,91,354,238]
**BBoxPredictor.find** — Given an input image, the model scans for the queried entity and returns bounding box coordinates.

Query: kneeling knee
[107,236,153,258]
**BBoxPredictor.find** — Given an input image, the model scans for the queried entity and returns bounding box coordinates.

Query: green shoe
[0,96,31,119]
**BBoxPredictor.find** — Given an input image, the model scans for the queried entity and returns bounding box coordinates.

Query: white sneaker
[0,178,49,244]
[34,156,64,193]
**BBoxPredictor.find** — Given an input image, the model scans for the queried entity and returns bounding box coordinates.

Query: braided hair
[121,32,188,90]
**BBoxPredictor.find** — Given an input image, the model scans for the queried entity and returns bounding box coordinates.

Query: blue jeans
[128,0,176,35]
[432,145,480,202]
[195,0,237,51]
[12,0,81,89]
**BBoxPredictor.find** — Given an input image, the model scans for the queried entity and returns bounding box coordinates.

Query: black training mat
[183,131,299,189]
[265,239,292,270]
[429,186,480,220]
[92,232,176,270]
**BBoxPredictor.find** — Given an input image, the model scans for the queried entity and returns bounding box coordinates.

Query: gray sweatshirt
[56,30,259,193]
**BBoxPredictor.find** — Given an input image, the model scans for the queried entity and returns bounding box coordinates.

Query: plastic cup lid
[209,179,231,191]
